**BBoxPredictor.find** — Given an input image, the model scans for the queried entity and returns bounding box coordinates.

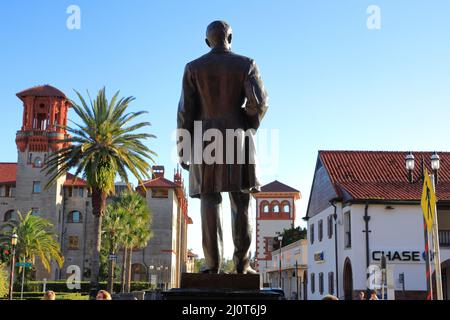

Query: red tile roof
[0,163,87,186]
[260,180,300,193]
[140,177,179,188]
[64,173,87,186]
[319,151,450,201]
[16,85,66,100]
[0,163,17,184]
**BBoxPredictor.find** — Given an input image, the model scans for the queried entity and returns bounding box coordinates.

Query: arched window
[3,210,14,222]
[282,201,290,213]
[68,210,82,223]
[260,201,270,214]
[33,157,43,168]
[272,201,280,213]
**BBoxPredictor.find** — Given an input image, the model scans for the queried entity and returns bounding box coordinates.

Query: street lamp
[405,152,443,300]
[148,265,154,286]
[165,266,169,290]
[405,152,415,183]
[278,235,283,289]
[8,233,18,300]
[431,152,440,184]
[381,253,386,300]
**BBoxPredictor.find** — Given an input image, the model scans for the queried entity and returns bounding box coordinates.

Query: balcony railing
[439,230,450,247]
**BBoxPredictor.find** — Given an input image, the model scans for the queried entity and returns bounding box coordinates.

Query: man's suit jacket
[177,46,268,198]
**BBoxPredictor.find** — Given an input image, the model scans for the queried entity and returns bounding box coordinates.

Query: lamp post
[278,235,283,289]
[405,152,443,300]
[430,152,443,300]
[381,253,386,300]
[8,233,18,300]
[165,266,169,290]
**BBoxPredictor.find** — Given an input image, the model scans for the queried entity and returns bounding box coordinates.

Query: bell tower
[252,180,301,285]
[16,85,71,153]
[14,85,70,280]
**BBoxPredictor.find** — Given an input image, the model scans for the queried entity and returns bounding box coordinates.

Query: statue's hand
[180,162,190,171]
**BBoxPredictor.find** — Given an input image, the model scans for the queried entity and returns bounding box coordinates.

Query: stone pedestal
[180,273,260,290]
[161,273,284,300]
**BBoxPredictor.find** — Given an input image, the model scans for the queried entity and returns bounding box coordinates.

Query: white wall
[308,202,450,300]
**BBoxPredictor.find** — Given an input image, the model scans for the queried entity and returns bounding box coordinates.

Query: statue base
[161,273,284,300]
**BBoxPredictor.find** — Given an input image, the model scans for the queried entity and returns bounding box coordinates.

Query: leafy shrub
[0,265,8,298]
[14,281,151,293]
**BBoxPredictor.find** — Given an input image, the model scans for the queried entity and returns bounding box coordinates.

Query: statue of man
[177,21,268,274]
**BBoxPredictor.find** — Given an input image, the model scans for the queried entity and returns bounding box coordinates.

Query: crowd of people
[322,290,381,301]
[42,290,112,300]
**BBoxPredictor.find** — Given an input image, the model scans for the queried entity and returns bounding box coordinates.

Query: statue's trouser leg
[200,192,223,272]
[229,191,251,273]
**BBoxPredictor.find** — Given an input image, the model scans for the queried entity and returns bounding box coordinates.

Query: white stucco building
[305,151,450,300]
[266,239,308,299]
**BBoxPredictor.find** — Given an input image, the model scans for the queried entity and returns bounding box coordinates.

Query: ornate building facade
[0,85,192,287]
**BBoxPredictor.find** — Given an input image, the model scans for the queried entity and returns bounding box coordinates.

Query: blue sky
[1,1,450,259]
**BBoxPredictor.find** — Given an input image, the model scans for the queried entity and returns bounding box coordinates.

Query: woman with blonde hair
[42,290,56,300]
[96,290,112,300]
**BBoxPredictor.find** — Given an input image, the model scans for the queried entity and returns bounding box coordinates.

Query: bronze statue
[177,21,268,274]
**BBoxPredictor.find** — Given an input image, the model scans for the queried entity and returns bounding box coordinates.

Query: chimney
[152,166,165,179]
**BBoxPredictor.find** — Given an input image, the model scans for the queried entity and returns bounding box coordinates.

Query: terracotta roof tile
[0,163,17,184]
[319,151,450,201]
[140,177,179,188]
[64,173,87,186]
[16,85,66,100]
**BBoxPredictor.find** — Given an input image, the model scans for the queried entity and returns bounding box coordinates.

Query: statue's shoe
[235,267,258,274]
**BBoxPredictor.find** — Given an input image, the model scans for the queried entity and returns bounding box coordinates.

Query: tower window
[32,181,41,194]
[281,201,290,214]
[68,211,82,223]
[260,201,270,214]
[31,208,40,216]
[33,157,43,168]
[272,202,280,213]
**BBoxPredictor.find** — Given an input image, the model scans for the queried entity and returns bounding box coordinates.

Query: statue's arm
[243,60,268,130]
[177,64,197,170]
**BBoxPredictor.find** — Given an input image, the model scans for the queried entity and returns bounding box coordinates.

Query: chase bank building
[305,151,450,300]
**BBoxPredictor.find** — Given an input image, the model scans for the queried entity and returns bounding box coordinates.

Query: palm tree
[102,204,125,293]
[109,191,152,293]
[44,88,156,295]
[0,211,64,273]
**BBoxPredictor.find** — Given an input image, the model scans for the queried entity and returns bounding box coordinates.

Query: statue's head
[205,20,232,49]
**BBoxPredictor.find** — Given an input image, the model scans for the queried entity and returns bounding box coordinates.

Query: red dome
[16,85,66,100]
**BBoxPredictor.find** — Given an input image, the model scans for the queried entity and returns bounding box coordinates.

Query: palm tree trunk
[126,248,133,293]
[121,246,128,293]
[107,251,115,293]
[90,188,107,298]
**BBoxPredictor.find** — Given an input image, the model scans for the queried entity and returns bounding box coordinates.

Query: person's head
[96,290,112,300]
[370,290,378,297]
[43,290,56,300]
[322,294,339,300]
[205,21,232,49]
[359,291,365,300]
